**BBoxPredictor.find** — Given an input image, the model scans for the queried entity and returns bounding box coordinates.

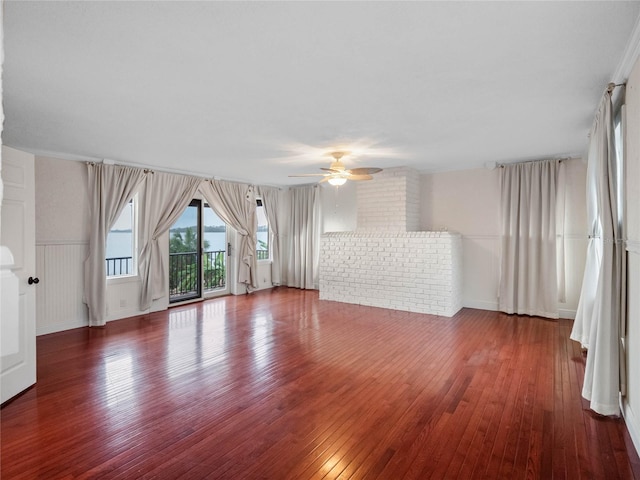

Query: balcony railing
[169,250,227,300]
[106,256,133,276]
[169,251,198,299]
[202,250,226,291]
[107,248,264,300]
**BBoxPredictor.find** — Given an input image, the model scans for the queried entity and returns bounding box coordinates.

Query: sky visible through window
[111,202,133,230]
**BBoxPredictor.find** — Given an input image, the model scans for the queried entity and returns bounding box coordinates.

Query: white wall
[419,160,587,317]
[35,157,90,333]
[419,167,500,311]
[319,162,587,318]
[623,56,640,456]
[35,157,89,242]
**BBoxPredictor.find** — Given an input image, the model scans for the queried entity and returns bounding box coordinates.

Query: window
[105,197,137,277]
[256,198,269,261]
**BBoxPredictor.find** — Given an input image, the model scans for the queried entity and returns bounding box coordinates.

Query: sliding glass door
[169,200,230,304]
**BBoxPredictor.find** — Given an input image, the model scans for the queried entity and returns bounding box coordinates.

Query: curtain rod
[85,160,287,189]
[495,157,569,169]
[608,82,626,93]
[85,161,155,174]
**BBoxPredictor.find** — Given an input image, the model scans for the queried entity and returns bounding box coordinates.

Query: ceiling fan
[288,151,383,186]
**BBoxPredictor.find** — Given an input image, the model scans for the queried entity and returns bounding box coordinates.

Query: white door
[1,146,37,404]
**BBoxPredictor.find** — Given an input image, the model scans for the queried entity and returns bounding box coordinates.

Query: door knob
[28,277,40,285]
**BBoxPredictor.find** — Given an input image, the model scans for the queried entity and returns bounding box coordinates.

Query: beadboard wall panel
[36,243,88,335]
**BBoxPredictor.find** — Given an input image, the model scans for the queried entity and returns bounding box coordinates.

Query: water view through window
[106,202,268,292]
[106,214,267,258]
[106,199,135,277]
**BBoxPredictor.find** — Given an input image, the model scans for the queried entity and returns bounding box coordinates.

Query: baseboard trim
[37,320,88,336]
[558,308,577,320]
[463,300,498,311]
[462,301,576,319]
[621,399,640,459]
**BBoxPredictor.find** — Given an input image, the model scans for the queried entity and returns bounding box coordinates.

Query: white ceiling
[4,1,640,185]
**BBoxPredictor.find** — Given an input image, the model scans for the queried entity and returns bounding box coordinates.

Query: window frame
[202,201,229,296]
[256,198,270,262]
[613,105,625,232]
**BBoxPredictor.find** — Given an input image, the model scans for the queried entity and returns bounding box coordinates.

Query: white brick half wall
[357,167,420,232]
[319,231,463,317]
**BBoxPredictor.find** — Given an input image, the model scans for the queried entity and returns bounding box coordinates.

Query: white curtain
[499,159,561,319]
[200,179,258,290]
[84,163,147,326]
[571,87,626,416]
[258,186,283,285]
[139,172,202,310]
[284,185,321,289]
[556,164,567,303]
[572,137,605,347]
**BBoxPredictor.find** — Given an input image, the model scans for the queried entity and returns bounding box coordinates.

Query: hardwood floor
[2,288,639,479]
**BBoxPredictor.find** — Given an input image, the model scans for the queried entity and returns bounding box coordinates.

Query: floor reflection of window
[104,353,135,408]
[167,303,229,379]
[201,301,227,369]
[167,307,199,379]
[252,314,272,372]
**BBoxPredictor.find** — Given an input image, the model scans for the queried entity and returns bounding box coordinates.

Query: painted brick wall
[357,167,420,231]
[319,231,463,317]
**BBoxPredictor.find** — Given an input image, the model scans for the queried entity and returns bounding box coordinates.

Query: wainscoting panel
[461,235,500,311]
[623,243,640,457]
[461,234,585,318]
[36,243,88,335]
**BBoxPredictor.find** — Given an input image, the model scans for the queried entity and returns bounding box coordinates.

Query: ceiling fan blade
[320,167,342,173]
[319,177,331,183]
[348,167,383,175]
[348,174,373,181]
[288,173,329,177]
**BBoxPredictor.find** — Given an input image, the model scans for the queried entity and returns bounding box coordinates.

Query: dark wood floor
[2,288,639,479]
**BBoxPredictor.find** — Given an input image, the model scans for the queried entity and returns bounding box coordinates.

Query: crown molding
[613,13,640,83]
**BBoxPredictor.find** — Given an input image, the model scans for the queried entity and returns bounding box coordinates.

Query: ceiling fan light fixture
[289,150,382,184]
[328,176,347,186]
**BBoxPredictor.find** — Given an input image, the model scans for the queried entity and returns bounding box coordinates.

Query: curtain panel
[200,179,258,290]
[572,132,605,347]
[571,87,626,416]
[84,163,147,326]
[498,159,561,319]
[258,186,283,286]
[284,185,321,289]
[138,172,202,310]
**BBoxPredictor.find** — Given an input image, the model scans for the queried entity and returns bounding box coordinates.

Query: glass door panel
[169,200,202,303]
[203,204,227,294]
